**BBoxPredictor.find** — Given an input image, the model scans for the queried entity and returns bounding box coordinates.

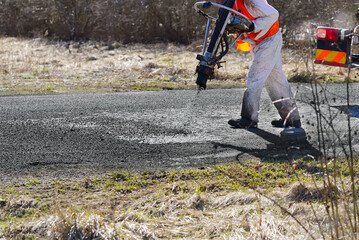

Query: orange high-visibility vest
[234,0,279,45]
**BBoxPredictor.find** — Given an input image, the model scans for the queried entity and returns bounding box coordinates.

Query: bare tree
[51,0,94,40]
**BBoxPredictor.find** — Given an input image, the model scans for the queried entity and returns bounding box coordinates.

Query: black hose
[212,33,229,64]
[207,0,235,53]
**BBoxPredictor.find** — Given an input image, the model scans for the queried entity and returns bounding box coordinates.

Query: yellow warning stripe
[315,49,346,64]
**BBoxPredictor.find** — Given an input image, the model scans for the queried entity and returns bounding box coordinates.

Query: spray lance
[194,0,254,89]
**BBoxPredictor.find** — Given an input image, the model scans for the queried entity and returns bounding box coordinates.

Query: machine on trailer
[313,25,359,70]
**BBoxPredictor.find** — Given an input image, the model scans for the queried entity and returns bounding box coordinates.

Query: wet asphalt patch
[0,86,358,180]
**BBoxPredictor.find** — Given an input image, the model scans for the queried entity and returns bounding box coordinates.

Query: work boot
[228,118,257,129]
[271,119,301,128]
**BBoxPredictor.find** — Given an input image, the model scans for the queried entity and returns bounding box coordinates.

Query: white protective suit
[238,0,300,124]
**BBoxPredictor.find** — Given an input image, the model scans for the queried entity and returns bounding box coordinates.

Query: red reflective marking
[316,50,331,61]
[332,52,346,64]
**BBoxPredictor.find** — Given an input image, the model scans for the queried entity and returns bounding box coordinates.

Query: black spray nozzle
[195,63,214,90]
[196,72,209,90]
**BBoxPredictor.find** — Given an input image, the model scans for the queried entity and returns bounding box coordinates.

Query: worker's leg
[264,33,301,125]
[265,64,301,124]
[240,36,277,122]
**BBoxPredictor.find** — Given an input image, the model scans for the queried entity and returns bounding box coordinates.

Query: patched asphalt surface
[1,84,359,181]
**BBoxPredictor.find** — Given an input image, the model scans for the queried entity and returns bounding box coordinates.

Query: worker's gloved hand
[246,22,255,32]
[226,16,254,33]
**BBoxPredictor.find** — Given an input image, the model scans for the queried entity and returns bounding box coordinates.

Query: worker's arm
[244,0,278,33]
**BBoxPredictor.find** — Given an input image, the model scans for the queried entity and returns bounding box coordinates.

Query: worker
[217,0,301,129]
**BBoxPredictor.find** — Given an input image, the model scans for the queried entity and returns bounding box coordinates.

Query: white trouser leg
[264,33,300,122]
[265,58,301,122]
[241,32,300,122]
[241,33,279,122]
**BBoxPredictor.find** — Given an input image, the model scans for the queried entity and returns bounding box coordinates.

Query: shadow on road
[331,105,359,118]
[213,128,322,163]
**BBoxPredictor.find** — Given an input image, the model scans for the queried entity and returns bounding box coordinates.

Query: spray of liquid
[178,86,204,130]
[173,84,205,132]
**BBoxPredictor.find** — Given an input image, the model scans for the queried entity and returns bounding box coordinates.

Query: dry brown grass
[0,37,354,95]
[1,161,358,239]
[0,182,336,239]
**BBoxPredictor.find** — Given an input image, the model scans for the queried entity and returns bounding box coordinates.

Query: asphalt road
[1,84,359,180]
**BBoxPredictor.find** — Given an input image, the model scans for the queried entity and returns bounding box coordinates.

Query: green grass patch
[20,75,36,80]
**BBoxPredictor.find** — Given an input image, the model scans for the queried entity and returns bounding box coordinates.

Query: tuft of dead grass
[46,213,118,240]
[286,182,341,203]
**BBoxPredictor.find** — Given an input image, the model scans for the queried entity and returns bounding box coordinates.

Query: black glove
[246,22,254,32]
[226,16,254,33]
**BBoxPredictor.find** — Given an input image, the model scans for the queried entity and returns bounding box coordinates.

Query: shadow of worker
[213,128,322,163]
[331,105,359,118]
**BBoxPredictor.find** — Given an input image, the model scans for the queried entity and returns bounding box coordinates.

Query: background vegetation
[0,0,357,44]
